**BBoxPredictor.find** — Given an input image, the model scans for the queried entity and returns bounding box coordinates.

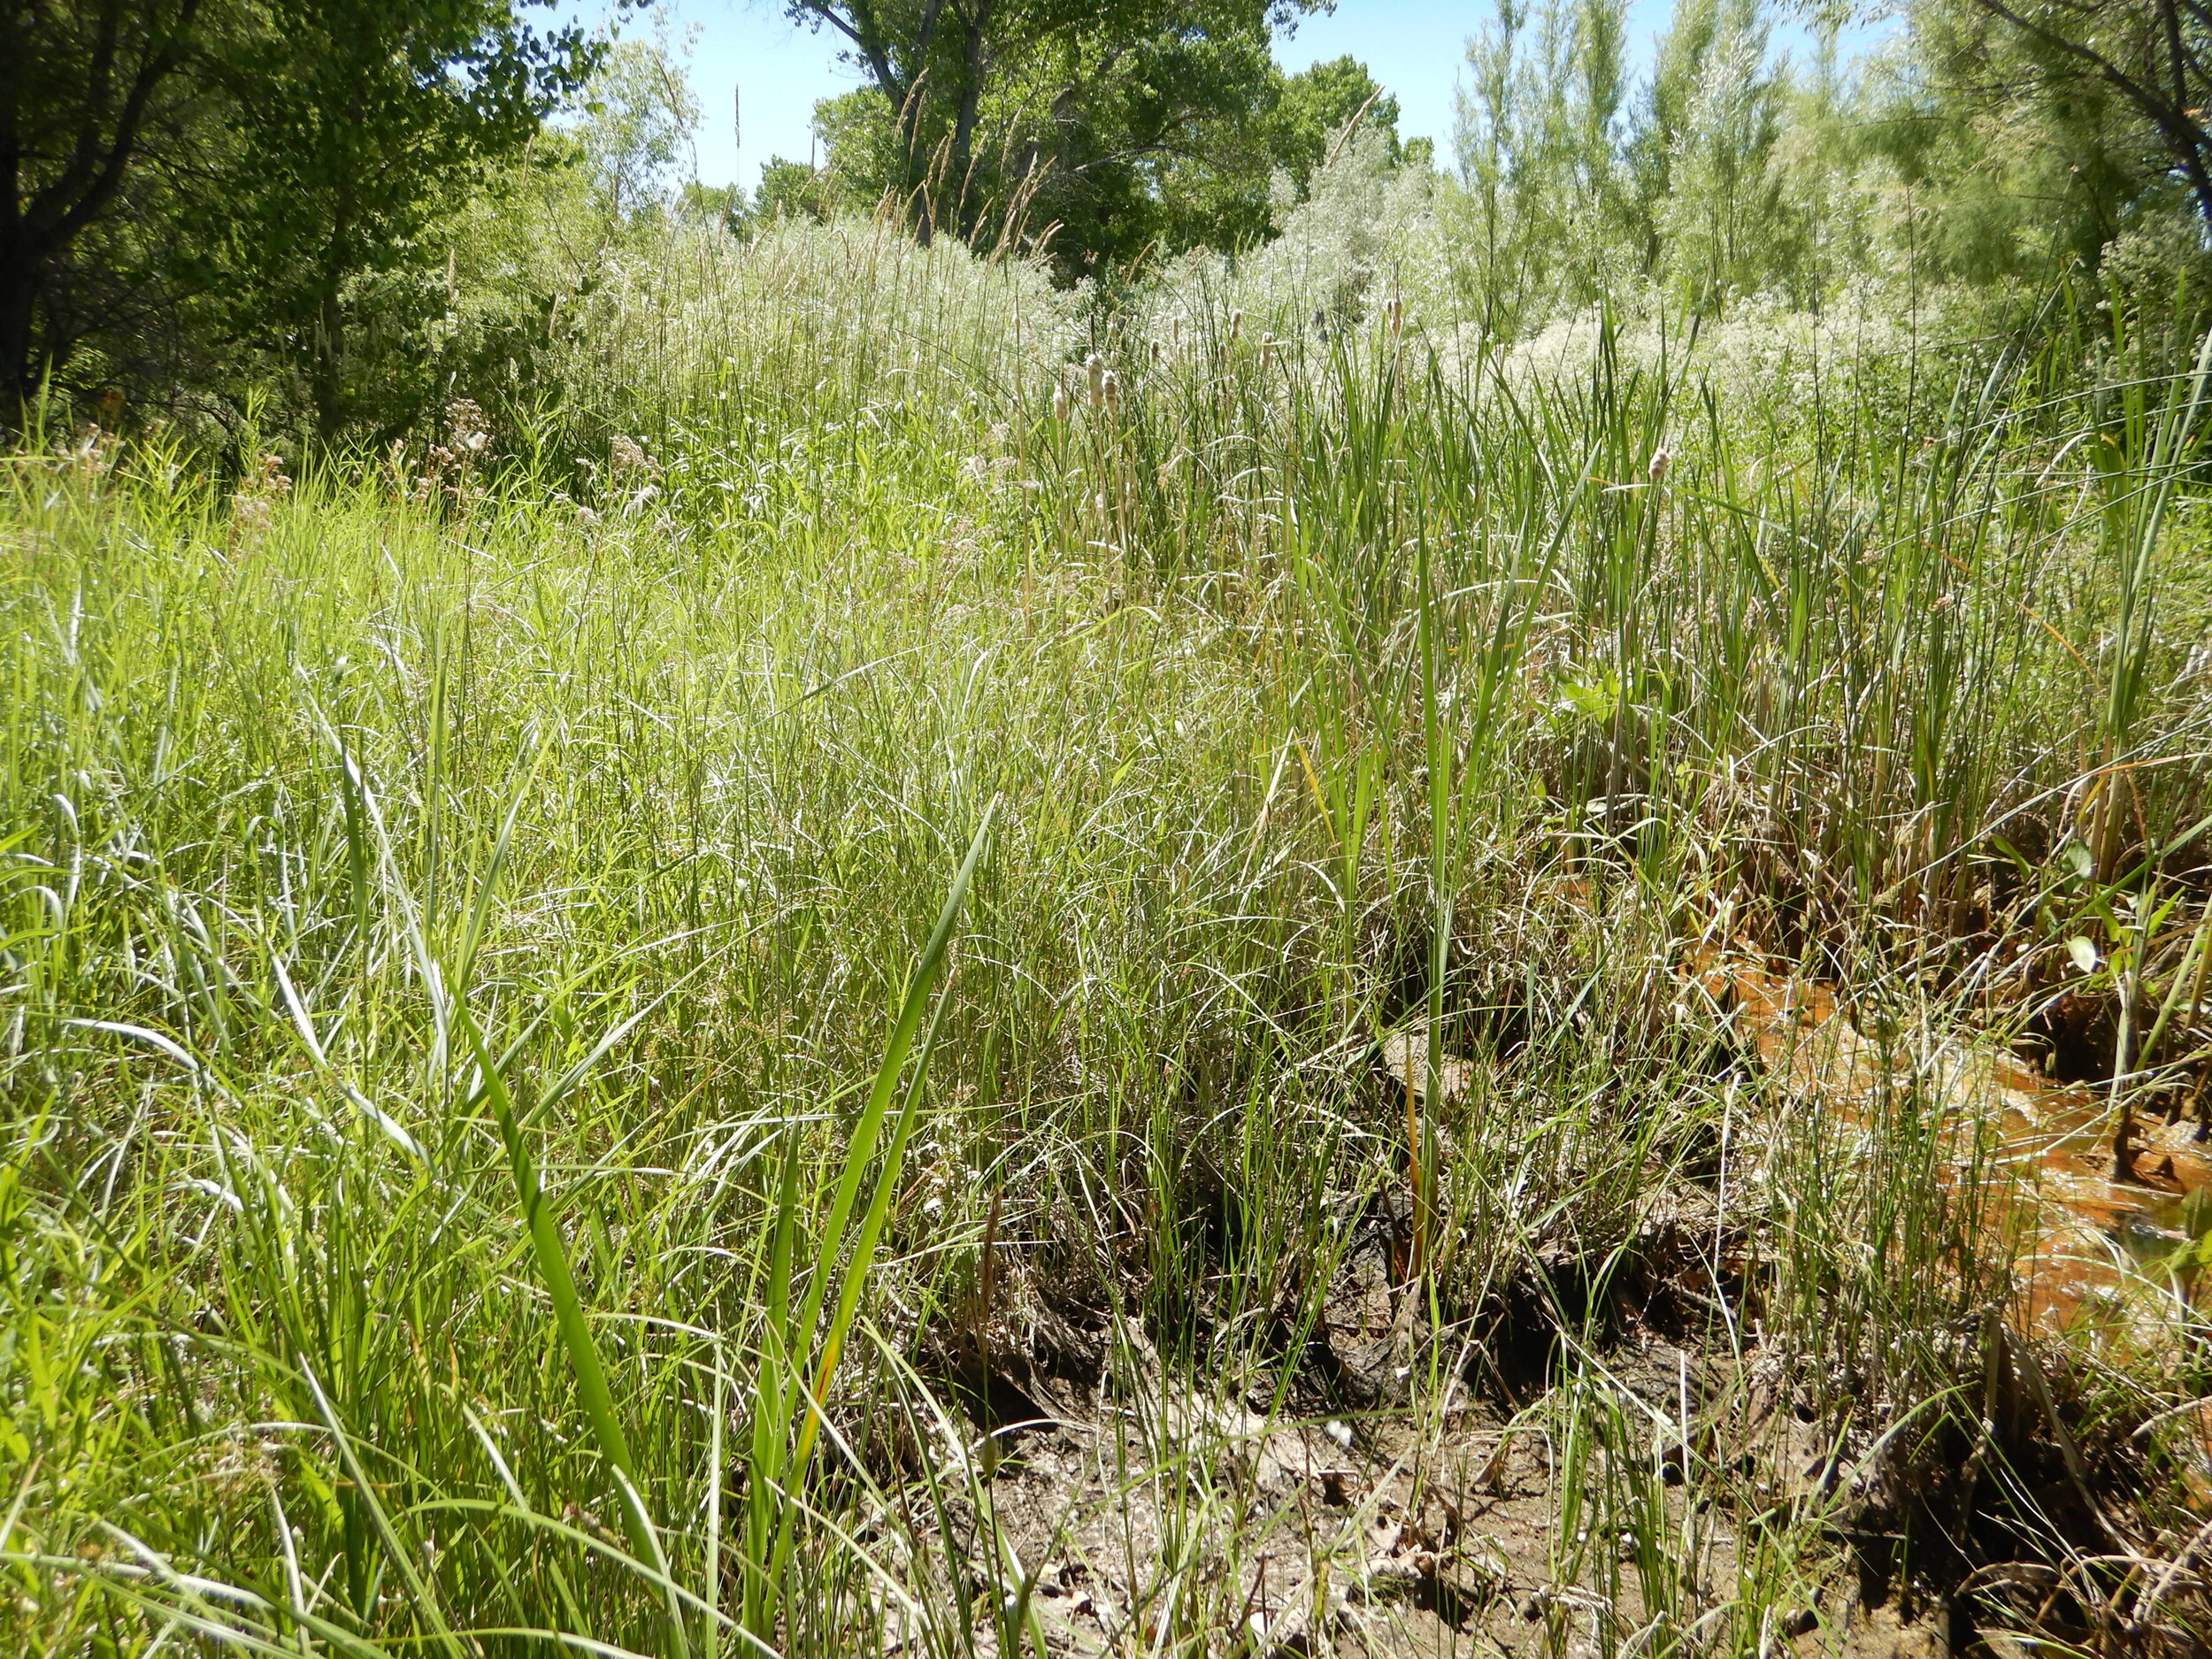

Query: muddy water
[1701,956,2212,1345]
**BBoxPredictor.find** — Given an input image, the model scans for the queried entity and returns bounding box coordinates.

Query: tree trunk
[860,13,943,242]
[1966,0,2212,232]
[0,253,36,414]
[0,0,200,421]
[2153,0,2212,229]
[949,4,995,241]
[872,55,933,242]
[0,11,27,417]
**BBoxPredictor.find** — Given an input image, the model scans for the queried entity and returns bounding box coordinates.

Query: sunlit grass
[5,235,2212,1655]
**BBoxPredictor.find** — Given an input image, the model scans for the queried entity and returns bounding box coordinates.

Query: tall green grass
[4,229,2212,1654]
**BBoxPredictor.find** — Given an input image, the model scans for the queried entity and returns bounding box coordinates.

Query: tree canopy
[783,0,1420,276]
[0,0,600,426]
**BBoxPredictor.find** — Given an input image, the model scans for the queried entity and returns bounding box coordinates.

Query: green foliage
[1864,0,2149,281]
[1928,0,2212,231]
[786,0,1419,279]
[0,0,215,407]
[2,0,602,439]
[577,30,705,219]
[18,0,2212,463]
[1435,0,2212,351]
[1636,0,1790,310]
[751,156,839,224]
[1455,0,1640,334]
[204,0,605,440]
[1157,53,1410,257]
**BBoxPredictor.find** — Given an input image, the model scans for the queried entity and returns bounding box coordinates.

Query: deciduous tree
[0,0,599,430]
[211,0,601,437]
[0,0,211,410]
[784,0,1347,266]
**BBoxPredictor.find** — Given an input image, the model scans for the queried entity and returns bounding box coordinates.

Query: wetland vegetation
[10,0,2212,1654]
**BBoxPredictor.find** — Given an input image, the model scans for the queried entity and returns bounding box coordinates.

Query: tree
[780,0,999,242]
[1455,0,1636,334]
[752,155,837,223]
[1946,0,2212,230]
[782,0,1333,265]
[1860,0,2184,289]
[1638,0,1790,311]
[0,0,213,411]
[208,0,601,439]
[785,2,1412,277]
[0,0,598,432]
[578,28,702,221]
[996,6,1304,270]
[1145,51,1404,257]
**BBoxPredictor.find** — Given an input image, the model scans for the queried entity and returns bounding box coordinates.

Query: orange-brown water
[1699,953,2212,1345]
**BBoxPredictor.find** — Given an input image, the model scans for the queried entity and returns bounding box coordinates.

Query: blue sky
[599,1,1886,198]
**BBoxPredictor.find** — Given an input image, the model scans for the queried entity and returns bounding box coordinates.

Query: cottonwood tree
[0,0,600,431]
[780,0,1010,242]
[209,0,602,439]
[1011,17,1383,270]
[782,0,1334,261]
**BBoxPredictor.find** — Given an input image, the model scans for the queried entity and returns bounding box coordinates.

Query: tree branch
[23,0,204,253]
[1964,0,2212,222]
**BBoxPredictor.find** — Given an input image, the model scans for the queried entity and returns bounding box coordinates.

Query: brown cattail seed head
[1151,339,1163,364]
[1086,352,1105,409]
[1229,310,1244,343]
[1052,384,1070,423]
[1102,370,1119,415]
[1647,446,1670,483]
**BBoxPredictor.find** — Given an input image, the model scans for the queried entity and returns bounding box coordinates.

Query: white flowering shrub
[1125,121,1962,439]
[1142,126,1454,349]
